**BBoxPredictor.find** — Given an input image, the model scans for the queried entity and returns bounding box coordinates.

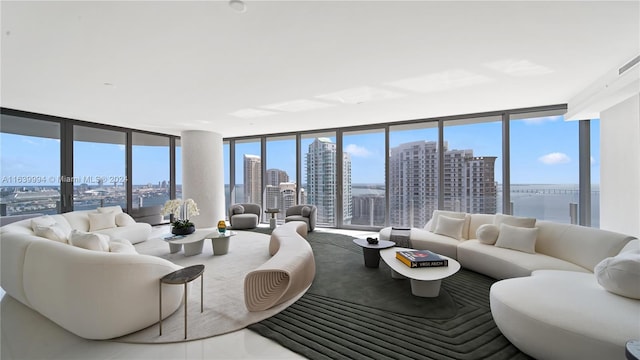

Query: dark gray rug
[247,228,531,359]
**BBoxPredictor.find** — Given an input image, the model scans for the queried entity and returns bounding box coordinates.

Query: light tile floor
[1,226,377,360]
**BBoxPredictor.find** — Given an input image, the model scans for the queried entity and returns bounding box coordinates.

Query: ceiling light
[229,0,247,13]
[484,59,553,77]
[388,70,493,93]
[261,99,335,113]
[229,109,277,118]
[316,86,405,104]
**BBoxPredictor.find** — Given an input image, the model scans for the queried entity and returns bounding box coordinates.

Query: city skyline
[0,116,599,186]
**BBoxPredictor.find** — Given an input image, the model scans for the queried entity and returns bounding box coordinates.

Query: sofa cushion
[231,204,245,215]
[33,223,69,243]
[30,215,57,231]
[109,238,138,254]
[433,215,465,240]
[429,210,466,231]
[494,213,536,228]
[495,224,538,254]
[115,213,136,227]
[69,230,110,252]
[97,206,123,214]
[476,224,500,245]
[88,212,117,231]
[404,228,460,260]
[301,206,311,217]
[594,249,640,299]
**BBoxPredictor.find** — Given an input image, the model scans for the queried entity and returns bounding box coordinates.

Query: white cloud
[591,156,597,166]
[538,152,571,165]
[344,144,371,157]
[521,116,562,125]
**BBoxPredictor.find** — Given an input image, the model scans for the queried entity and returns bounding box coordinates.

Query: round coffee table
[352,238,396,268]
[379,247,460,297]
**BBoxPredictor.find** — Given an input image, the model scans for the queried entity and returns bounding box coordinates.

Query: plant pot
[172,225,195,235]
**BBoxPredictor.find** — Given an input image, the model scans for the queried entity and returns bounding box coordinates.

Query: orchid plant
[162,198,200,229]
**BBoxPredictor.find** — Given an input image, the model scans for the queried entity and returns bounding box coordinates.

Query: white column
[600,93,640,238]
[181,130,225,228]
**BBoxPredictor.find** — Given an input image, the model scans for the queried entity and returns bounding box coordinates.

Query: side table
[352,238,396,268]
[206,230,236,255]
[265,209,280,230]
[159,264,205,339]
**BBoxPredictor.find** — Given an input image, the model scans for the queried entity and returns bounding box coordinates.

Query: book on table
[396,250,448,268]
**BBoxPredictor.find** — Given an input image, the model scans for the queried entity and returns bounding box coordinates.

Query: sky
[0,116,600,187]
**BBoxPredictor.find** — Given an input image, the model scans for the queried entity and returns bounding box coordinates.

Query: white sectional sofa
[379,211,640,360]
[1,208,185,339]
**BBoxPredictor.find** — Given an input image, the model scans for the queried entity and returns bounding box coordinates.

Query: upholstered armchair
[284,204,317,232]
[228,203,261,229]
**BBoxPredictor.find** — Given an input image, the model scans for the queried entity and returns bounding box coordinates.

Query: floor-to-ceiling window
[234,138,262,206]
[0,115,61,216]
[1,109,178,219]
[175,139,182,200]
[301,132,337,227]
[223,141,230,213]
[342,128,385,228]
[590,119,600,228]
[443,116,502,215]
[265,135,296,222]
[132,132,170,212]
[388,122,439,228]
[509,115,579,224]
[73,126,126,210]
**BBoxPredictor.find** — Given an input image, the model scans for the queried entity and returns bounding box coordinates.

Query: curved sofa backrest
[62,210,97,232]
[536,220,636,271]
[467,214,494,240]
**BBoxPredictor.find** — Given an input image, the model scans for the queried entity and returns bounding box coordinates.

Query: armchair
[284,204,317,232]
[228,203,261,229]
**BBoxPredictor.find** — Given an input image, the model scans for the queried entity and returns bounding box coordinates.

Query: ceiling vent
[619,55,640,75]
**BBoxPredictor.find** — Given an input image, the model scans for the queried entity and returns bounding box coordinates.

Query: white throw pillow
[494,223,538,254]
[476,224,500,245]
[109,238,138,254]
[69,230,110,252]
[115,212,136,227]
[33,223,69,243]
[429,210,467,232]
[88,211,117,231]
[594,249,640,299]
[433,215,465,240]
[30,215,56,231]
[494,213,536,228]
[97,206,123,214]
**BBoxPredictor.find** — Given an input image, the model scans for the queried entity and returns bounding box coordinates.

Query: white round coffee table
[379,247,461,297]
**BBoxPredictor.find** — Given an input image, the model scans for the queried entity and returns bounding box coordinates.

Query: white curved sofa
[244,222,316,312]
[1,209,184,339]
[379,211,640,360]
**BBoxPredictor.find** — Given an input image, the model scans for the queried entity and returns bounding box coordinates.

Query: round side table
[352,238,396,268]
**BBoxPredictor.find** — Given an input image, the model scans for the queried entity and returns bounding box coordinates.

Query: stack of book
[396,250,448,268]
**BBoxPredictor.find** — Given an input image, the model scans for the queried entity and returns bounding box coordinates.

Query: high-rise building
[389,141,497,227]
[243,154,261,204]
[266,169,289,186]
[305,138,352,225]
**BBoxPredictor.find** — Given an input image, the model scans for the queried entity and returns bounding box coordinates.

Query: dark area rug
[247,228,532,360]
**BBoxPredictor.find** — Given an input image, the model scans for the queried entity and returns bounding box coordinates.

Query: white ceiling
[1,1,639,138]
